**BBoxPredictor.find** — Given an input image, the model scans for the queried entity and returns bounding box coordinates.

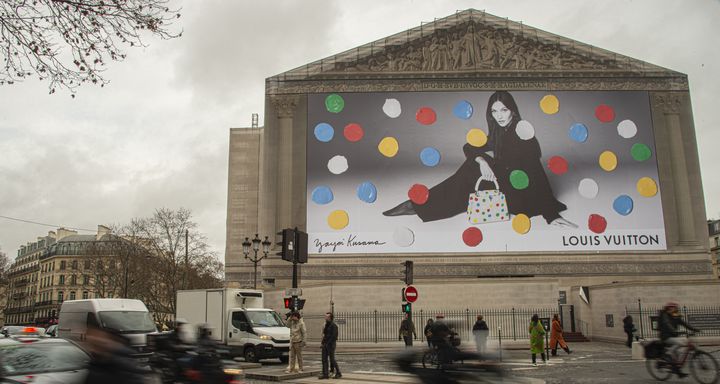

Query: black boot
[551,349,557,357]
[382,200,416,216]
[564,347,571,354]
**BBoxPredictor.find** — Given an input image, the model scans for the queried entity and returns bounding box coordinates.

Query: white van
[58,299,157,359]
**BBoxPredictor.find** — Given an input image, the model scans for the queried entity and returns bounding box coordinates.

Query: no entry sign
[404,285,418,303]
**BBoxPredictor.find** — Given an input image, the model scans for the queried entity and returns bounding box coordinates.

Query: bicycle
[421,333,464,369]
[644,332,719,384]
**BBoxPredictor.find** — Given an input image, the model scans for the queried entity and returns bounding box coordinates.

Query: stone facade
[225,10,714,314]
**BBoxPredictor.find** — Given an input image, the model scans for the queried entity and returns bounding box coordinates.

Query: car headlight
[223,368,242,375]
[259,335,272,340]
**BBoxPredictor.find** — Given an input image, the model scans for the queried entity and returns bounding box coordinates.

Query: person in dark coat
[424,318,434,348]
[622,315,637,348]
[319,312,341,379]
[430,314,452,368]
[658,302,699,378]
[472,314,489,355]
[383,91,575,227]
[398,313,417,347]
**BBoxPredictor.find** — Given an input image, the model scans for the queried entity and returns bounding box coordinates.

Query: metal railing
[304,307,556,343]
[626,302,720,339]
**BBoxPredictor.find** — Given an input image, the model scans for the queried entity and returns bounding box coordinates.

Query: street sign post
[404,285,418,303]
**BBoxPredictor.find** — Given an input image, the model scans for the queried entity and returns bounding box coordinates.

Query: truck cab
[229,308,290,362]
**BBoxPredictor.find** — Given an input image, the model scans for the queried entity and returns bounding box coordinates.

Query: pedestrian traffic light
[283,297,292,309]
[295,230,308,264]
[402,302,412,314]
[276,229,294,261]
[403,260,414,285]
[294,298,306,310]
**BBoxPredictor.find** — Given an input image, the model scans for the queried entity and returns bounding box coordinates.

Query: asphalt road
[242,341,720,384]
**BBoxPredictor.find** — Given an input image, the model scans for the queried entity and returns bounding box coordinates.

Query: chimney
[56,227,77,240]
[97,225,111,240]
[48,231,56,239]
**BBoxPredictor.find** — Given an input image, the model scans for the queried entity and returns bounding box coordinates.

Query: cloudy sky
[1,0,718,261]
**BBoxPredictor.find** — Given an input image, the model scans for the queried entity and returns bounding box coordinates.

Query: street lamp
[242,234,271,289]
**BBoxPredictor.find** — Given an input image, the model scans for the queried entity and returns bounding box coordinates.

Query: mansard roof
[267,9,683,93]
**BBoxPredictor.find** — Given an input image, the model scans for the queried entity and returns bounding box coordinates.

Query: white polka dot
[328,155,349,175]
[578,178,599,199]
[393,226,415,247]
[617,119,637,139]
[383,99,402,118]
[516,120,535,140]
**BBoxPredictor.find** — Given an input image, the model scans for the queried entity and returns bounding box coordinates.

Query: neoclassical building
[226,10,717,326]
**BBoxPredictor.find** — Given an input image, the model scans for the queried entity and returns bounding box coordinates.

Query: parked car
[0,330,90,383]
[46,324,59,337]
[2,325,46,338]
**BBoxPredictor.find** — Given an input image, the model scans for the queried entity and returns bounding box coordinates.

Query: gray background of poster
[306,91,664,242]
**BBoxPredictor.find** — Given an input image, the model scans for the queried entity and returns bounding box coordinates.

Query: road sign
[404,285,418,303]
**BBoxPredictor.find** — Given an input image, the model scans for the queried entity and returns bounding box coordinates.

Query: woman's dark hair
[485,91,521,130]
[427,318,434,324]
[531,314,539,323]
[477,315,483,321]
[623,315,633,323]
[326,312,334,321]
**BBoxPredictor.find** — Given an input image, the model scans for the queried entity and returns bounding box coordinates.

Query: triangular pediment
[270,9,680,83]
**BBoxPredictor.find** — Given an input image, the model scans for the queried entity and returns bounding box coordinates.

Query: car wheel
[279,356,289,363]
[244,346,258,363]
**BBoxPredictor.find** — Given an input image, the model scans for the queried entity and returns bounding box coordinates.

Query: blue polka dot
[453,100,474,120]
[613,195,634,216]
[356,182,377,203]
[420,147,441,167]
[569,123,589,143]
[314,123,334,142]
[311,186,334,205]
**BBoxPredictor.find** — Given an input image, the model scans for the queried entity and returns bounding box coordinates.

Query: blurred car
[1,325,46,337]
[46,324,59,337]
[0,328,90,383]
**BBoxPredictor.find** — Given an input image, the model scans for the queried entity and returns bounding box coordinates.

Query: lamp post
[242,234,271,289]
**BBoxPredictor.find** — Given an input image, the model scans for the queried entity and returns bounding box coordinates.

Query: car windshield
[98,311,156,333]
[0,342,89,375]
[246,311,285,327]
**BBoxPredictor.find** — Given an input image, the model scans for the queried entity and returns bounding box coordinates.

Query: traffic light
[401,302,412,314]
[294,298,306,310]
[283,297,292,309]
[284,297,306,310]
[403,260,414,285]
[296,230,308,264]
[276,229,295,261]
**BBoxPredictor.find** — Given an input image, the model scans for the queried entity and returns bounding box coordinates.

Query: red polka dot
[343,123,364,142]
[416,107,437,125]
[462,227,483,247]
[595,104,615,123]
[408,184,430,205]
[588,214,607,234]
[548,156,569,175]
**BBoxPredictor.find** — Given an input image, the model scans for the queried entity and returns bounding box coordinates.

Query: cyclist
[658,302,698,378]
[429,314,452,368]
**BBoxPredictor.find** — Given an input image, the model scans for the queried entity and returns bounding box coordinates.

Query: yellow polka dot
[637,177,658,197]
[466,129,488,147]
[378,137,399,157]
[599,150,618,172]
[512,214,531,234]
[540,95,559,115]
[327,210,349,230]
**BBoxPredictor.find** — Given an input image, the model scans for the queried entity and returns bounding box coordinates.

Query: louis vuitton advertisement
[306,91,666,254]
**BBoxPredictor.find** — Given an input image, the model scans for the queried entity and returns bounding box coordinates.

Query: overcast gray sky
[1,0,718,260]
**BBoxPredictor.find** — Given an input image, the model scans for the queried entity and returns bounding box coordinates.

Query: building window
[58,291,64,302]
[69,291,76,300]
[82,291,89,299]
[83,275,90,285]
[71,275,77,285]
[59,275,65,285]
[72,260,78,270]
[84,260,91,269]
[60,261,66,270]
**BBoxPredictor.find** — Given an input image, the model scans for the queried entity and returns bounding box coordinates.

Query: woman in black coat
[623,315,637,348]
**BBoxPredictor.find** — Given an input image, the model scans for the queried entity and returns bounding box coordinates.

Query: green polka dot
[509,170,529,190]
[325,94,345,113]
[631,143,652,162]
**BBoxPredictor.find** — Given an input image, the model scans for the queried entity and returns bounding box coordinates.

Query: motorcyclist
[84,325,145,384]
[658,302,698,378]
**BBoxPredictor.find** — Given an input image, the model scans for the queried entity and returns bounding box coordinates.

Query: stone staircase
[563,332,590,342]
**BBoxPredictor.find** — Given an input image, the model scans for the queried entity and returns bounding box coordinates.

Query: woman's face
[491,100,513,127]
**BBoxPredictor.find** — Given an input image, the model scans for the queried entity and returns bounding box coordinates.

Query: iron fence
[626,302,720,339]
[304,307,556,343]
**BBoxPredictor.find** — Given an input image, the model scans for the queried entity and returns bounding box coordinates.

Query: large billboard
[306,91,666,254]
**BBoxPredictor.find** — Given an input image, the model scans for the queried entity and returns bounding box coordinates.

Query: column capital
[653,93,682,114]
[270,95,300,119]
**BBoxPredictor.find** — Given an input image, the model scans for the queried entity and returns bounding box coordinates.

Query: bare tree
[0,0,181,95]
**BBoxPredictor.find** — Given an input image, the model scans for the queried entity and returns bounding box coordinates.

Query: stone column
[271,95,298,230]
[655,93,696,245]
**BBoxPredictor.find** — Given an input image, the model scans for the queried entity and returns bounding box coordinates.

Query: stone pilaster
[271,95,299,230]
[654,93,696,245]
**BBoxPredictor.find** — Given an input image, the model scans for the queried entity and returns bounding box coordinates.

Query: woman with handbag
[383,91,575,228]
[286,312,306,373]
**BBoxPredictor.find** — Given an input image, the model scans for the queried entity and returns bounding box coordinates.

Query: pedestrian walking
[398,313,417,347]
[319,312,341,379]
[529,314,546,366]
[623,315,637,348]
[423,319,434,348]
[549,314,571,356]
[285,312,306,373]
[472,314,489,355]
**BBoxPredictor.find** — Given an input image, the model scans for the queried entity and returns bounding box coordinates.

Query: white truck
[176,288,290,363]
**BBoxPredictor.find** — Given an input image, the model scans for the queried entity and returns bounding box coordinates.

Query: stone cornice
[653,93,683,114]
[269,95,299,118]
